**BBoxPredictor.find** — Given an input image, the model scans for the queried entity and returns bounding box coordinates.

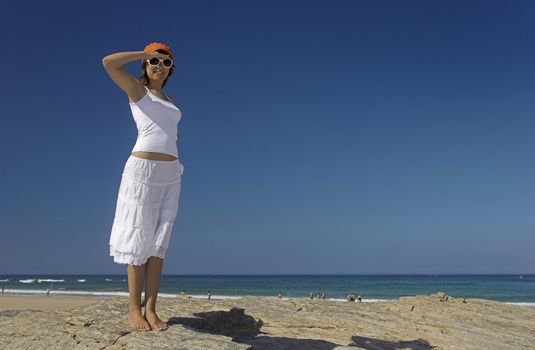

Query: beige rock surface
[0,292,533,349]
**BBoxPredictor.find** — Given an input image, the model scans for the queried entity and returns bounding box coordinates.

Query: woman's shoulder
[129,85,150,104]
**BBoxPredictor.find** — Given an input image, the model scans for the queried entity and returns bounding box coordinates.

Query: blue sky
[1,0,534,274]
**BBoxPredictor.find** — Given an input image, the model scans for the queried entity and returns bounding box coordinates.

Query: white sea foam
[105,279,113,282]
[506,302,535,307]
[1,289,242,299]
[0,279,10,282]
[37,279,65,283]
[19,279,36,283]
[2,289,123,297]
[77,279,86,283]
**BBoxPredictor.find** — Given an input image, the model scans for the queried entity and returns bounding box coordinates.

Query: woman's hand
[143,51,171,60]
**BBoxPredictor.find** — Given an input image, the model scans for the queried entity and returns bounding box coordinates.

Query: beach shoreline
[1,291,534,312]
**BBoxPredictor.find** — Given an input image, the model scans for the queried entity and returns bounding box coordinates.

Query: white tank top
[130,85,182,158]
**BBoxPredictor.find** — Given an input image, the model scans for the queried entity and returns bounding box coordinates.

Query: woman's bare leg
[127,263,151,331]
[143,256,168,331]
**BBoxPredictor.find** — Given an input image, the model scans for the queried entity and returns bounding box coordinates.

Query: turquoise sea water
[1,274,533,305]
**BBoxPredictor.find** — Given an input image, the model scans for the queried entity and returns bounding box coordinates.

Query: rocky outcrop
[0,292,534,349]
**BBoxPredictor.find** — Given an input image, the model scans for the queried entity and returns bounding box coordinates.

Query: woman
[102,42,184,332]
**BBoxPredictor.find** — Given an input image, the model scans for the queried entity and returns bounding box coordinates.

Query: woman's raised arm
[102,51,167,101]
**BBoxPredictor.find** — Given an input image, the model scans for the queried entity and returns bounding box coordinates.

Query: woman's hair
[139,49,175,88]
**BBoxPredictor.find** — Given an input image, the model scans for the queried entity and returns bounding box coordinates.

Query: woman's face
[146,58,171,82]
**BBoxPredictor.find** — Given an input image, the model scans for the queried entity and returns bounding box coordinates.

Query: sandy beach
[0,294,106,311]
[0,291,534,349]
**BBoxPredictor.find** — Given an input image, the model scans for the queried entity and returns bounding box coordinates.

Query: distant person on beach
[316,292,321,299]
[309,292,313,299]
[278,291,283,299]
[103,42,183,333]
[178,290,186,299]
[357,294,362,302]
[208,290,212,301]
[46,288,50,296]
[321,292,326,299]
[1,286,4,295]
[347,293,355,302]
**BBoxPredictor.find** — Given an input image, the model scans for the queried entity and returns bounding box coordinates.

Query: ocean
[1,274,533,306]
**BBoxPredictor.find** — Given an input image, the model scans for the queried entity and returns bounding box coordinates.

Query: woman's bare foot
[128,305,152,332]
[144,309,168,331]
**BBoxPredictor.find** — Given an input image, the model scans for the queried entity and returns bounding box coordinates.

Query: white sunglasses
[146,57,173,68]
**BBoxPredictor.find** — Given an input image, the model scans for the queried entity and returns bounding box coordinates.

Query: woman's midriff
[131,151,177,161]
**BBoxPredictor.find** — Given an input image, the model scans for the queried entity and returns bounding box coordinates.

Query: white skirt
[109,155,184,266]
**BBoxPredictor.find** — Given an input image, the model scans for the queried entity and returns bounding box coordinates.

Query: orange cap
[143,42,173,58]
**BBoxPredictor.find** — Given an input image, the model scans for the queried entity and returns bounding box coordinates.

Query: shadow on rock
[167,307,342,350]
[167,307,263,341]
[244,336,342,350]
[350,335,436,349]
